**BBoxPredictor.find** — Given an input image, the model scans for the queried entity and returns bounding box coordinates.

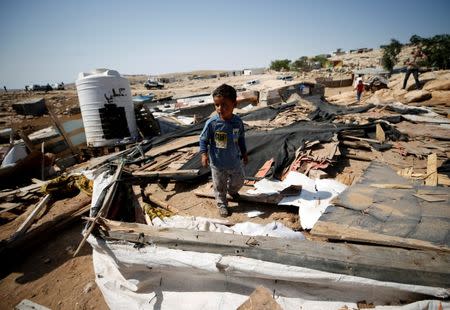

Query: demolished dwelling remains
[0,67,449,309]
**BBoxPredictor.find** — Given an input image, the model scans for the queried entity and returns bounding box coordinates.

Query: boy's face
[213,96,236,120]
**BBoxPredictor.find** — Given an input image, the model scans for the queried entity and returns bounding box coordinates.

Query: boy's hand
[201,153,209,167]
[242,154,249,165]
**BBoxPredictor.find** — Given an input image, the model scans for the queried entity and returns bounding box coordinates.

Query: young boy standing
[199,84,248,217]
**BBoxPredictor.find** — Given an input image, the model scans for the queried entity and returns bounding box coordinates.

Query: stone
[403,90,432,103]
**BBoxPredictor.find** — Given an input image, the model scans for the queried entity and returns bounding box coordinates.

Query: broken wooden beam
[376,123,386,143]
[73,161,124,257]
[132,169,199,178]
[96,218,450,288]
[9,194,51,241]
[194,187,294,205]
[425,153,438,186]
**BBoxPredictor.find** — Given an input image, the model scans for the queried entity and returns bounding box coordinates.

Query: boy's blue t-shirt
[199,114,247,169]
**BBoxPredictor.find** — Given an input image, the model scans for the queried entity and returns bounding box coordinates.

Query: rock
[423,79,450,91]
[403,90,432,103]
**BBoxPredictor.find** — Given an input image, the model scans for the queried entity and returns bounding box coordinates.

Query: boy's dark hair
[212,84,237,102]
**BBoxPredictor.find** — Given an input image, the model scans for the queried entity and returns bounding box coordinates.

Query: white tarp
[247,171,347,229]
[87,169,449,309]
[88,236,449,310]
[151,215,305,240]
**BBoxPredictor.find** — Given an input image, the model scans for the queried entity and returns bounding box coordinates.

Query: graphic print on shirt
[233,128,240,143]
[214,131,227,149]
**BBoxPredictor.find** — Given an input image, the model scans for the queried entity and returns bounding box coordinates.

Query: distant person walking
[402,48,425,90]
[3,86,7,92]
[355,79,364,102]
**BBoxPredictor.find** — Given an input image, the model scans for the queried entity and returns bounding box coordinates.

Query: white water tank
[76,69,138,147]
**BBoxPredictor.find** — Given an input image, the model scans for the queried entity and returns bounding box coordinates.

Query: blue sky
[1,0,449,88]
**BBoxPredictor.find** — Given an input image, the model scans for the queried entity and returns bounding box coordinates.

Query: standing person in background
[402,48,425,90]
[355,79,364,102]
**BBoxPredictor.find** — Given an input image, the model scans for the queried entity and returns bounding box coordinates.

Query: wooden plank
[413,194,446,202]
[194,186,298,205]
[17,131,36,152]
[96,218,450,288]
[376,123,386,143]
[0,203,22,215]
[312,162,450,252]
[137,152,184,172]
[9,194,51,241]
[237,286,282,310]
[132,169,199,178]
[370,183,414,189]
[45,102,79,156]
[132,185,151,225]
[342,135,380,144]
[147,195,179,214]
[73,162,124,256]
[425,153,438,186]
[0,194,91,268]
[341,140,372,150]
[312,221,449,252]
[145,135,198,157]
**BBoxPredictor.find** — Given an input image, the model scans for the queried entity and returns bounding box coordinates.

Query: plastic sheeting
[150,215,305,240]
[88,236,449,310]
[248,171,347,229]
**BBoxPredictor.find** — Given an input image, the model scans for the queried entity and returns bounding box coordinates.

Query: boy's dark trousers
[402,68,421,90]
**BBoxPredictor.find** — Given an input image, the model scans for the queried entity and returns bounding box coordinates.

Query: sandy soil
[0,222,107,310]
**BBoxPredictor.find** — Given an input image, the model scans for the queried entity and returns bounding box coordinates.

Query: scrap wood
[0,194,92,261]
[237,286,283,310]
[376,123,386,143]
[97,218,450,288]
[425,153,438,186]
[413,194,446,202]
[132,169,199,178]
[8,194,51,242]
[341,140,372,150]
[312,221,449,252]
[0,182,42,200]
[146,195,179,214]
[131,185,149,225]
[0,202,22,215]
[145,135,198,157]
[342,135,380,144]
[137,152,184,172]
[194,187,291,205]
[73,161,124,257]
[370,183,413,189]
[312,162,450,252]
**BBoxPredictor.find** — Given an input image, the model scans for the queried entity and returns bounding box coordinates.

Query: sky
[1,0,449,88]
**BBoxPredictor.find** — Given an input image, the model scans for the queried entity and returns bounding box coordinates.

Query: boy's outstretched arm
[199,123,210,167]
[238,122,248,165]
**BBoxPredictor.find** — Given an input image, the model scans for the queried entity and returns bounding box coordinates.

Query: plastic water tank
[76,69,138,147]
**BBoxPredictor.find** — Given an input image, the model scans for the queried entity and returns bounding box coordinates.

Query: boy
[355,79,364,102]
[199,84,248,217]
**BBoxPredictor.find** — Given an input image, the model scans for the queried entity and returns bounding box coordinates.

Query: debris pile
[1,66,449,309]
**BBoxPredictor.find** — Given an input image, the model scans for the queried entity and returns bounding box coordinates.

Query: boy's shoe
[230,193,241,201]
[218,205,229,217]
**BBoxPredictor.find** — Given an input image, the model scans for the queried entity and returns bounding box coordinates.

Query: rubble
[1,65,450,309]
